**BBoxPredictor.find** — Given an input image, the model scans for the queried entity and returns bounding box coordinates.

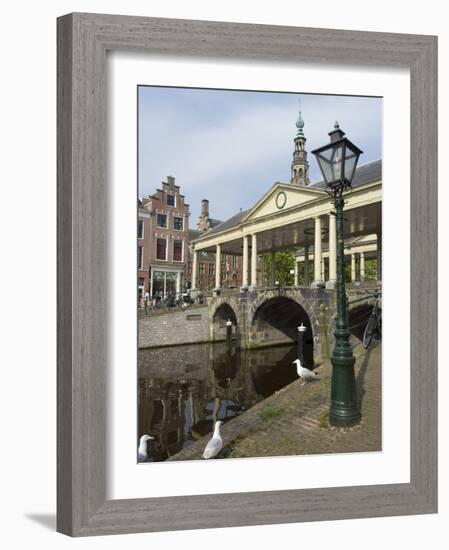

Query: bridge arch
[248,292,315,367]
[210,300,239,342]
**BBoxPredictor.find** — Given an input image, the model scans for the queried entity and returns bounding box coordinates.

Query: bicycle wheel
[363,315,377,348]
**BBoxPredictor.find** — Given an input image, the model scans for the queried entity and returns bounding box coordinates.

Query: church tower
[290,111,310,186]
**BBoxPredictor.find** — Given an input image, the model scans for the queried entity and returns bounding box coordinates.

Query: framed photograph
[57,13,437,536]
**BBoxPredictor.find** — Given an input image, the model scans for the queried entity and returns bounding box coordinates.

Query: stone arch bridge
[209,286,378,365]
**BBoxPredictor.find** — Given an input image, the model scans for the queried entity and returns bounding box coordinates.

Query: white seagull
[293,359,318,385]
[202,420,223,459]
[138,434,155,460]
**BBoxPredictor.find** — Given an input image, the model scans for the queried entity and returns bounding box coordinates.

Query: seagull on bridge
[293,359,318,386]
[202,420,223,459]
[138,434,155,460]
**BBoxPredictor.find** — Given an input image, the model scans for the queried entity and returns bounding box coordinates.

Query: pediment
[243,183,326,222]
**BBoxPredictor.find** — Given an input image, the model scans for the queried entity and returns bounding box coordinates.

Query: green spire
[295,110,305,138]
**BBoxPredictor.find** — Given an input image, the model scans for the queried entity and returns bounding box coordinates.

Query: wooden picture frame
[57,13,437,536]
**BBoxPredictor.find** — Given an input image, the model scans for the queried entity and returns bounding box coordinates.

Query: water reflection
[138,342,299,462]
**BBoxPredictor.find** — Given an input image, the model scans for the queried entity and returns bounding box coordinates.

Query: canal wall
[139,306,210,349]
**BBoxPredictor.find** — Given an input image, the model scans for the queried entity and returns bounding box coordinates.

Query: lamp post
[312,122,363,427]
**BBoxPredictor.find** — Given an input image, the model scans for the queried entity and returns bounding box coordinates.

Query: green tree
[261,250,295,286]
[364,258,377,281]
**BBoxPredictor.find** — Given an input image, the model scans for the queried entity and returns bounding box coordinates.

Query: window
[152,271,164,296]
[173,240,183,262]
[138,278,145,299]
[208,264,215,277]
[156,238,167,260]
[173,216,183,231]
[138,220,144,239]
[167,194,175,207]
[157,213,167,228]
[138,246,143,269]
[232,255,238,268]
[165,272,177,294]
[199,264,205,276]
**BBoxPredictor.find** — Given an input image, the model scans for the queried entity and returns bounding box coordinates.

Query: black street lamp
[312,122,363,427]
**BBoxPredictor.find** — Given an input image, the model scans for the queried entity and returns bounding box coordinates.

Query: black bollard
[297,323,307,364]
[226,319,233,348]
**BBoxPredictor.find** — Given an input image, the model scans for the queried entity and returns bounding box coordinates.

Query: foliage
[318,410,329,429]
[261,250,295,286]
[260,405,286,420]
[364,258,378,281]
[260,249,379,285]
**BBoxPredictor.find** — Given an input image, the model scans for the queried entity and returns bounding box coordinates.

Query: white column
[163,272,167,297]
[176,271,181,296]
[312,216,323,287]
[215,244,222,289]
[376,232,382,281]
[360,252,365,282]
[271,251,276,286]
[328,212,337,287]
[294,260,299,286]
[191,248,198,290]
[351,253,356,282]
[242,235,249,287]
[304,245,310,286]
[250,233,258,288]
[149,269,154,297]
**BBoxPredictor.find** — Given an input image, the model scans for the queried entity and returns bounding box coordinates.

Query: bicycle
[362,290,382,349]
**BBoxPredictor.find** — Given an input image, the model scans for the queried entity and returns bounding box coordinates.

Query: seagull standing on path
[293,359,318,385]
[138,434,155,460]
[202,421,223,459]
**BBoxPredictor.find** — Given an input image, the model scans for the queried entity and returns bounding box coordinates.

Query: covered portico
[190,162,382,291]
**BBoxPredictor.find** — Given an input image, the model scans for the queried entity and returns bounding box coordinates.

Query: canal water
[138,342,303,462]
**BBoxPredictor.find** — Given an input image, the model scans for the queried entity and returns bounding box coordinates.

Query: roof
[195,209,251,240]
[188,229,203,241]
[189,229,223,259]
[209,218,222,228]
[189,229,216,258]
[311,159,382,190]
[192,159,382,242]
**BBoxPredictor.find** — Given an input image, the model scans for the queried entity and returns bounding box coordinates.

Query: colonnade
[191,233,259,290]
[191,213,381,291]
[308,213,337,288]
[295,233,380,286]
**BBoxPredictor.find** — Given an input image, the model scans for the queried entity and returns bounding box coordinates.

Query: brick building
[138,176,190,299]
[138,180,245,299]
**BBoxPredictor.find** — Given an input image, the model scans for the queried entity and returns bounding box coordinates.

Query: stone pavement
[168,339,381,461]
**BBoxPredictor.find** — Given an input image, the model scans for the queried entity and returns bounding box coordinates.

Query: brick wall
[138,306,210,348]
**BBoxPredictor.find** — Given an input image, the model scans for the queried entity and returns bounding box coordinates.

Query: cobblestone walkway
[168,340,381,461]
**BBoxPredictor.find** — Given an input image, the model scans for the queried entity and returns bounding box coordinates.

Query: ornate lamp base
[329,352,361,427]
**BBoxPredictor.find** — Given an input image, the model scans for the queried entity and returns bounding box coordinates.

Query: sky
[138,86,382,224]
